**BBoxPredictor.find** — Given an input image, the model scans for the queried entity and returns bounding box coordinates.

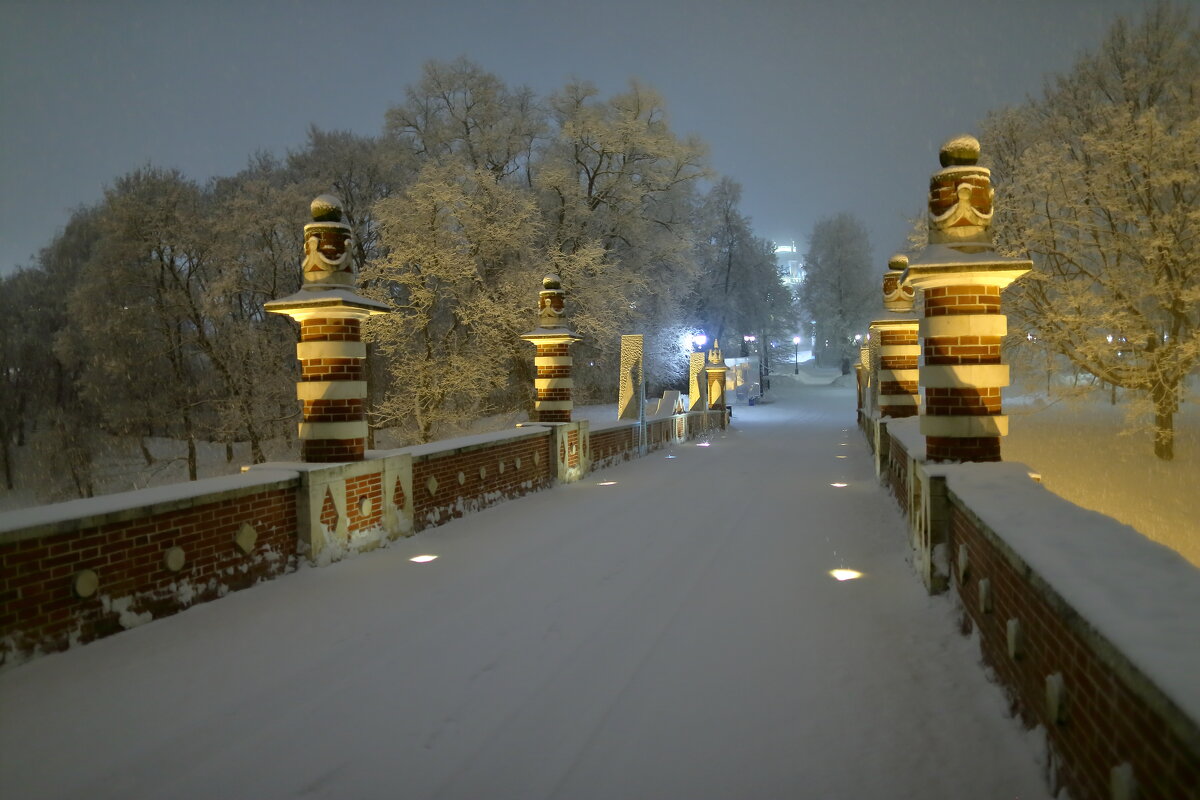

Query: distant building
[775,241,804,285]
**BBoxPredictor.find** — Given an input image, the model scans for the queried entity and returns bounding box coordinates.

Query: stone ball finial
[311,195,343,223]
[887,253,909,272]
[939,135,981,167]
[542,274,562,290]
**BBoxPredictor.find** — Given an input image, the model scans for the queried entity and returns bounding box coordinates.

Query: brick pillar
[871,254,921,418]
[265,195,389,462]
[521,275,582,423]
[902,136,1031,463]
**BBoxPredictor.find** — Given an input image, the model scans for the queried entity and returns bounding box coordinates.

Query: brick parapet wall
[408,430,555,532]
[2,410,728,667]
[1,472,300,667]
[947,488,1200,800]
[869,418,1200,799]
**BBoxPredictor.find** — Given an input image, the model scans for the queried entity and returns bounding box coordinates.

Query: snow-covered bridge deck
[0,376,1050,799]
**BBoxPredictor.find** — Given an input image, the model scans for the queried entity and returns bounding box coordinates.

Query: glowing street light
[793,335,801,374]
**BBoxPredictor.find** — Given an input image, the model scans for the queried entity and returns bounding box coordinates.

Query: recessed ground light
[836,455,847,459]
[665,454,677,459]
[598,481,617,486]
[696,442,711,447]
[830,482,848,488]
[410,555,438,563]
[830,569,863,581]
[839,443,848,447]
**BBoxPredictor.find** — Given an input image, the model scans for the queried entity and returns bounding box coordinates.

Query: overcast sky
[0,0,1159,277]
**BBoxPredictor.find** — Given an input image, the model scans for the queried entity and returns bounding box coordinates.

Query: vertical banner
[688,352,706,412]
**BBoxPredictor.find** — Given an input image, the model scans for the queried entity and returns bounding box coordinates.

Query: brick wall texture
[949,500,1200,800]
[1,487,298,667]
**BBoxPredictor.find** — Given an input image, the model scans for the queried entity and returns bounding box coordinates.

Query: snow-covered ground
[0,375,1052,799]
[1003,390,1199,567]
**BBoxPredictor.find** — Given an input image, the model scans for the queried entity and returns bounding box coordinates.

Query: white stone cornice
[296,341,366,360]
[296,381,367,400]
[869,317,920,330]
[920,414,1008,437]
[920,315,1008,338]
[919,363,1010,388]
[298,421,367,440]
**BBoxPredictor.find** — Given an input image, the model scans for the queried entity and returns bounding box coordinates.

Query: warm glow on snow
[830,569,863,581]
[410,555,438,563]
[830,482,848,488]
[597,481,617,486]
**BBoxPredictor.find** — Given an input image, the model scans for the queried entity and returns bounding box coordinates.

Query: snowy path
[0,376,1050,799]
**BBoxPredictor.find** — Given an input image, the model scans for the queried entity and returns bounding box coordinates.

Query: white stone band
[535,378,575,389]
[879,344,921,357]
[879,368,920,383]
[296,341,366,360]
[879,394,920,406]
[534,400,573,411]
[296,381,367,400]
[920,314,1008,338]
[298,421,367,440]
[920,414,1008,437]
[919,363,1009,389]
[534,356,574,367]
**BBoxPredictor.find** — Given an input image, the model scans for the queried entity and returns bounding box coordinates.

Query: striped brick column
[521,275,582,423]
[902,136,1030,463]
[265,195,389,462]
[871,254,921,418]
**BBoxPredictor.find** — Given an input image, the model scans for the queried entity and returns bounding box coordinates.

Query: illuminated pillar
[704,340,728,412]
[872,254,920,418]
[521,275,583,423]
[265,195,389,463]
[902,136,1031,462]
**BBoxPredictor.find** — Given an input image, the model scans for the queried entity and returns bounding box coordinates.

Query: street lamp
[793,336,800,374]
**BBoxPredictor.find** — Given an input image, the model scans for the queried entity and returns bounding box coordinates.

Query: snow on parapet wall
[0,469,301,542]
[391,425,552,460]
[943,461,1200,724]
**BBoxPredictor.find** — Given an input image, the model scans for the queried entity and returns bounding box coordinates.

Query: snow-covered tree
[981,2,1200,459]
[799,213,876,369]
[537,79,709,394]
[363,163,544,442]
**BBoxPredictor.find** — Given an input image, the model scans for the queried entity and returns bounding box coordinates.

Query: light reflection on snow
[597,481,617,486]
[830,569,863,581]
[830,482,848,488]
[410,555,438,563]
[696,442,711,447]
[836,455,847,459]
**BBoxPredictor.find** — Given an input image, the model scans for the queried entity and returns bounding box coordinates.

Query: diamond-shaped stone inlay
[235,522,258,554]
[426,475,439,497]
[457,471,466,486]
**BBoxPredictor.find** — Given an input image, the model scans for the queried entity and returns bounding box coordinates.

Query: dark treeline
[0,58,796,498]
